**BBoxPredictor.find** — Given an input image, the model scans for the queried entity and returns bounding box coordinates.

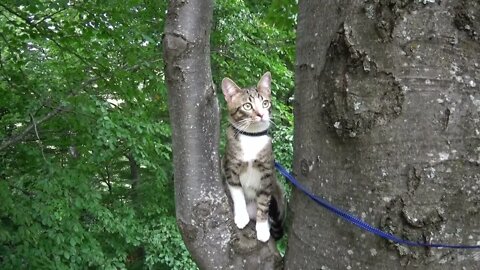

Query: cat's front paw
[234,211,250,229]
[255,220,270,242]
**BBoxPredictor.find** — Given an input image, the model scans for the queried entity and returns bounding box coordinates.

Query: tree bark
[163,1,280,269]
[286,0,480,269]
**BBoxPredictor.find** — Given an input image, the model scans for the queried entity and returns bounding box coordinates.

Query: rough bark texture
[286,0,480,269]
[163,1,280,269]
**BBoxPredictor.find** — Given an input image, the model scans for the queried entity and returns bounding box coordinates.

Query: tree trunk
[286,0,480,269]
[163,1,280,269]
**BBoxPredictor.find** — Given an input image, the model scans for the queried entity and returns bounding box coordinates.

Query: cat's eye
[262,100,270,108]
[243,103,253,110]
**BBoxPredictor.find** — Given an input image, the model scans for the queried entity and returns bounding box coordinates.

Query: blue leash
[275,161,480,249]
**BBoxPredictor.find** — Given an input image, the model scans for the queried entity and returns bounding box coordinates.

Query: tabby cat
[221,72,285,242]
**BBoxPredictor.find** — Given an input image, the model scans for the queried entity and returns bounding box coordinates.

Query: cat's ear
[222,78,241,102]
[257,72,271,96]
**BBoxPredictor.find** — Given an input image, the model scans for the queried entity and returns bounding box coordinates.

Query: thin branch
[0,56,162,152]
[0,105,63,152]
[0,78,95,152]
[127,153,140,192]
[29,113,48,162]
[0,50,16,89]
[0,31,28,78]
[100,166,113,193]
[0,2,108,76]
[34,6,71,26]
[0,20,162,152]
[42,102,97,119]
[0,3,26,23]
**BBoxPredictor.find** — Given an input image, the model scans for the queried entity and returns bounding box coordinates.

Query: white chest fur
[238,134,270,200]
[238,134,270,162]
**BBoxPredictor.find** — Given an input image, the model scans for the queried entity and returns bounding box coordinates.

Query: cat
[221,72,285,242]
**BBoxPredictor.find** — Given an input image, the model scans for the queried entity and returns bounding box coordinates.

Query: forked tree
[163,0,280,269]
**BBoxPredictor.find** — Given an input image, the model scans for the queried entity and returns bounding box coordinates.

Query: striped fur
[221,72,285,242]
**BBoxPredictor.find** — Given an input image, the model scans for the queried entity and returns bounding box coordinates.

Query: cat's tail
[269,195,286,240]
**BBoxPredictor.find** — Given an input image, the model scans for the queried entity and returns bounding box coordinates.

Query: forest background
[0,0,296,269]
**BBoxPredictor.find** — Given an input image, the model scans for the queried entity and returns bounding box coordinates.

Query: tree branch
[0,31,28,78]
[0,105,63,152]
[0,2,108,76]
[34,5,72,26]
[29,113,48,162]
[0,55,160,152]
[127,153,140,196]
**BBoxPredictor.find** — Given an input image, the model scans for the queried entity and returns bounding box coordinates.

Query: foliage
[0,0,296,269]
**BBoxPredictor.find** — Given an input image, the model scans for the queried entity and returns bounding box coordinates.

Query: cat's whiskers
[235,118,251,126]
[233,120,250,129]
[232,119,249,132]
[234,120,252,136]
[268,119,277,128]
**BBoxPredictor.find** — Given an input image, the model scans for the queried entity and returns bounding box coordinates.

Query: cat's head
[221,72,272,133]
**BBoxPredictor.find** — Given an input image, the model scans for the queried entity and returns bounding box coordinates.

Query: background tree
[286,0,480,269]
